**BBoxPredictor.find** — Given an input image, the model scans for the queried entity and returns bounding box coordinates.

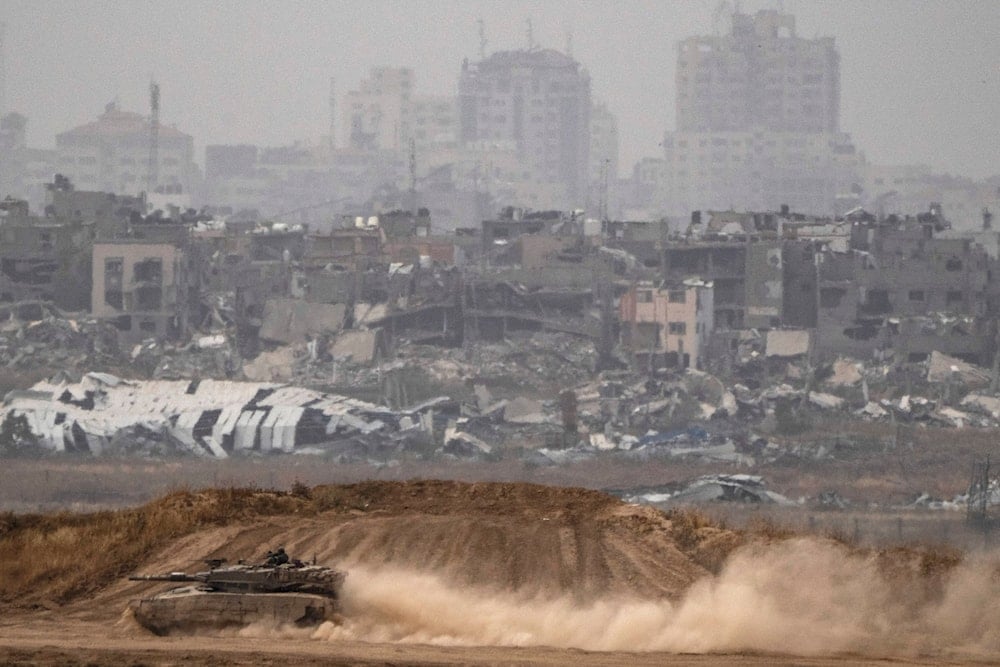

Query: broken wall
[662,243,746,330]
[781,240,818,328]
[259,297,346,344]
[91,241,191,343]
[744,241,783,329]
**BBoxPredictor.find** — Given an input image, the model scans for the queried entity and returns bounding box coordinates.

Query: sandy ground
[3,481,999,666]
[0,623,982,667]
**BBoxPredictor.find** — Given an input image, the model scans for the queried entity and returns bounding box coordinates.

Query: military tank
[128,553,346,635]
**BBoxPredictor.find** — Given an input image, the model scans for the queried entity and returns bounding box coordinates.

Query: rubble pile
[399,331,598,396]
[611,474,795,506]
[253,330,599,402]
[138,334,242,380]
[0,302,120,372]
[6,284,1000,476]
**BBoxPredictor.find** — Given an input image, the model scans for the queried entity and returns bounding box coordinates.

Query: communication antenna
[408,138,417,214]
[0,23,6,118]
[600,158,610,222]
[526,18,535,51]
[477,18,487,60]
[328,76,336,152]
[147,80,160,193]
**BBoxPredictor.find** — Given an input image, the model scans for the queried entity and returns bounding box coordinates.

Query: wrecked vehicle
[128,556,346,635]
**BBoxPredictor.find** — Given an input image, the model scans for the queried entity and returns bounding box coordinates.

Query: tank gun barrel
[129,572,207,583]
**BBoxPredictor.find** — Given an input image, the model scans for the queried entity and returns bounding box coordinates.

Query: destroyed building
[0,190,113,310]
[814,216,990,362]
[619,278,714,369]
[91,236,195,345]
[644,204,999,369]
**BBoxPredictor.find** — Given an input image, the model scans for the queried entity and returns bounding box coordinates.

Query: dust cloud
[312,538,1000,656]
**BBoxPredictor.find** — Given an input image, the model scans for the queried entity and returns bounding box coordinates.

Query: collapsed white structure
[1,373,408,457]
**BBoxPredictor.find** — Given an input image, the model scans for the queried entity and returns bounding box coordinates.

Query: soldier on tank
[266,547,289,566]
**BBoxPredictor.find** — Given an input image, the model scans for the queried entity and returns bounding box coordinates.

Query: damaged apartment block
[660,205,997,370]
[815,212,990,363]
[92,231,195,345]
[619,279,714,370]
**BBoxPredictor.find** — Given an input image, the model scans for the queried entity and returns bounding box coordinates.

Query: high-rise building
[662,10,861,216]
[458,49,591,207]
[343,67,414,152]
[55,102,196,197]
[409,95,458,151]
[0,112,55,210]
[0,112,25,199]
[589,101,619,213]
[676,10,839,134]
[0,23,6,120]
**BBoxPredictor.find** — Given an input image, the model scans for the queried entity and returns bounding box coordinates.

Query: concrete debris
[243,346,296,382]
[196,334,227,349]
[0,302,120,373]
[589,433,615,450]
[961,394,1000,419]
[328,329,382,364]
[443,426,492,458]
[826,358,863,387]
[931,406,973,428]
[260,298,345,344]
[926,351,991,388]
[808,391,845,410]
[615,474,794,506]
[504,396,548,424]
[765,329,810,358]
[857,401,888,419]
[148,337,240,380]
[353,302,389,328]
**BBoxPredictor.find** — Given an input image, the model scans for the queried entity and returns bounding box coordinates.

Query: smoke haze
[312,539,1000,657]
[3,0,999,178]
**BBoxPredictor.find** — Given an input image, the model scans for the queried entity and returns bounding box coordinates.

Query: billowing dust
[307,538,1000,656]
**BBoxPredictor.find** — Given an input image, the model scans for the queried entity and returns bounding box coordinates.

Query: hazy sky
[3,0,999,179]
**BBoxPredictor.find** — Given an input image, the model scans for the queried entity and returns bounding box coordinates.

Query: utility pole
[600,158,610,222]
[147,81,160,193]
[477,18,487,60]
[408,138,417,215]
[0,23,6,119]
[328,77,336,153]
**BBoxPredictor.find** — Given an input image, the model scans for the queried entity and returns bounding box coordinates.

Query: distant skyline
[3,0,999,179]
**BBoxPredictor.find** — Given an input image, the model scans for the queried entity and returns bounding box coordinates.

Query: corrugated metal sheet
[1,374,418,458]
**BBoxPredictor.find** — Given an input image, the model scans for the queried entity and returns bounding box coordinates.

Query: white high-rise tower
[0,23,7,118]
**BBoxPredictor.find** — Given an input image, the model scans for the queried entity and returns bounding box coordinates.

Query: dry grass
[663,507,719,550]
[0,486,314,608]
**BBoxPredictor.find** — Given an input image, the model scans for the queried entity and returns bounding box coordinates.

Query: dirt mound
[131,481,731,604]
[9,480,1000,658]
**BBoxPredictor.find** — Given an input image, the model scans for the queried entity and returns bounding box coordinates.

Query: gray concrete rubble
[259,299,346,344]
[927,350,991,388]
[0,302,120,372]
[612,475,795,506]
